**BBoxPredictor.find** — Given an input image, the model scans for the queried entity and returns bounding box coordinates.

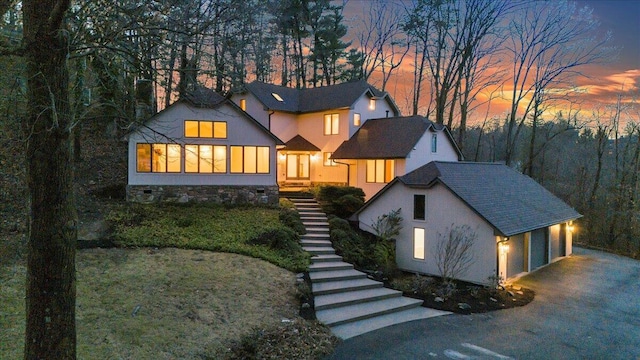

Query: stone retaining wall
[127,185,279,206]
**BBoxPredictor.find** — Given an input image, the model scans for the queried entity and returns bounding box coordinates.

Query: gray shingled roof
[331,116,452,159]
[242,80,399,114]
[181,86,227,108]
[283,135,320,151]
[397,161,581,236]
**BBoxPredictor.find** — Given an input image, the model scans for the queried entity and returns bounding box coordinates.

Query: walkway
[289,197,449,339]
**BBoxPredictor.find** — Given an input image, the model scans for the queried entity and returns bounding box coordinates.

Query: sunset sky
[342,0,640,127]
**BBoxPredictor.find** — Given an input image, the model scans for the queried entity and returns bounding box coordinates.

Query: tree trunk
[23,0,76,359]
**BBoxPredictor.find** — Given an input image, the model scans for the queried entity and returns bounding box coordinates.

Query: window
[414,195,426,220]
[354,113,361,126]
[369,98,376,110]
[323,152,337,166]
[184,120,227,138]
[136,143,181,173]
[324,113,339,135]
[230,146,270,174]
[366,159,395,183]
[414,228,425,260]
[272,92,284,102]
[239,98,246,111]
[185,145,227,173]
[431,133,437,153]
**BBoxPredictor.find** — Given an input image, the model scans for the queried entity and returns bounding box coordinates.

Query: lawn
[0,204,336,359]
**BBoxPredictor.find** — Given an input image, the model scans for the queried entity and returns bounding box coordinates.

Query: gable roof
[331,115,462,160]
[239,80,400,115]
[129,87,283,145]
[283,135,321,152]
[357,161,581,237]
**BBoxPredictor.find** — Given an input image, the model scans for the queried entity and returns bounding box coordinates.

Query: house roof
[239,80,400,115]
[282,135,321,152]
[331,115,462,160]
[357,161,581,237]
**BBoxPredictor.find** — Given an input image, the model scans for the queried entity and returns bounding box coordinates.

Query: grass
[108,203,309,273]
[1,247,334,358]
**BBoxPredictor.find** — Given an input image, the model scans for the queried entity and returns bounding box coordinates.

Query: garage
[530,228,548,269]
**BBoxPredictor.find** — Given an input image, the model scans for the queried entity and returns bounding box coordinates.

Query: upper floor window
[136,143,181,173]
[230,146,270,174]
[272,92,284,102]
[239,99,246,111]
[414,194,426,220]
[431,133,438,153]
[354,113,361,126]
[366,159,395,183]
[369,98,376,110]
[185,120,227,139]
[324,113,339,135]
[323,152,338,166]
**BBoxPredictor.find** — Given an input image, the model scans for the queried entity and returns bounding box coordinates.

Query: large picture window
[136,143,181,173]
[230,146,270,174]
[366,159,395,183]
[324,113,339,135]
[185,120,227,138]
[185,145,227,173]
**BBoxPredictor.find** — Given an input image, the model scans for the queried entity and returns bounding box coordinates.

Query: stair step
[309,261,353,272]
[309,269,367,283]
[314,287,402,310]
[290,198,316,203]
[310,254,343,263]
[316,297,424,327]
[330,307,450,340]
[305,228,330,234]
[312,278,383,296]
[298,211,326,217]
[303,246,335,255]
[302,221,329,227]
[301,232,330,238]
[301,239,333,247]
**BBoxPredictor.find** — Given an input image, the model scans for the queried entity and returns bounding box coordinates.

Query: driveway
[327,247,640,359]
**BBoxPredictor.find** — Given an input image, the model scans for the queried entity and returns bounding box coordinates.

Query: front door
[286,154,310,180]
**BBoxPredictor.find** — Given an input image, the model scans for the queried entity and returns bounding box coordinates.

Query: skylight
[271,92,284,102]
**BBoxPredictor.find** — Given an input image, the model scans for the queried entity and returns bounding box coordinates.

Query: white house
[230,80,400,191]
[352,161,581,284]
[126,87,283,205]
[331,115,462,199]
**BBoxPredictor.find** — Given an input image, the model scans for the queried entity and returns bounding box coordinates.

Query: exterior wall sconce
[498,238,510,254]
[567,221,575,233]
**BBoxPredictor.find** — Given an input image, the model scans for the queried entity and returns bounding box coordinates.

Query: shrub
[279,207,306,235]
[328,217,351,232]
[434,224,477,285]
[316,186,365,218]
[248,227,300,253]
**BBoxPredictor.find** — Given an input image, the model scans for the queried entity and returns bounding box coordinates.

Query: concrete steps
[288,197,450,339]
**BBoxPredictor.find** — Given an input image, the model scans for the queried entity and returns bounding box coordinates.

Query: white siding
[355,159,406,201]
[128,102,277,187]
[405,131,459,173]
[229,92,270,128]
[358,182,497,285]
[350,94,397,137]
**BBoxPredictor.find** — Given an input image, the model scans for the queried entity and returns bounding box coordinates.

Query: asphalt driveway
[327,247,640,359]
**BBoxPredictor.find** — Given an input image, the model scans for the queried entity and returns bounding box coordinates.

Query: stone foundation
[127,185,279,206]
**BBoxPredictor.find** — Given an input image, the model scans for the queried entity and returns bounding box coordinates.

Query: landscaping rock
[458,303,471,310]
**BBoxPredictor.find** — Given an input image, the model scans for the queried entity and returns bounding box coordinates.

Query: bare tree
[503,0,612,166]
[433,224,477,284]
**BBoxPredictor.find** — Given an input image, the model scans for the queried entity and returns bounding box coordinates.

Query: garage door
[530,228,548,269]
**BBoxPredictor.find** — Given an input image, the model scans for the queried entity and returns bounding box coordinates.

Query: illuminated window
[431,133,437,153]
[366,159,395,183]
[230,146,270,174]
[414,228,425,260]
[184,120,227,138]
[324,113,339,135]
[369,98,376,110]
[354,113,361,126]
[272,92,284,102]
[185,145,227,173]
[323,152,337,166]
[414,195,425,220]
[136,144,151,172]
[239,98,246,111]
[136,143,181,173]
